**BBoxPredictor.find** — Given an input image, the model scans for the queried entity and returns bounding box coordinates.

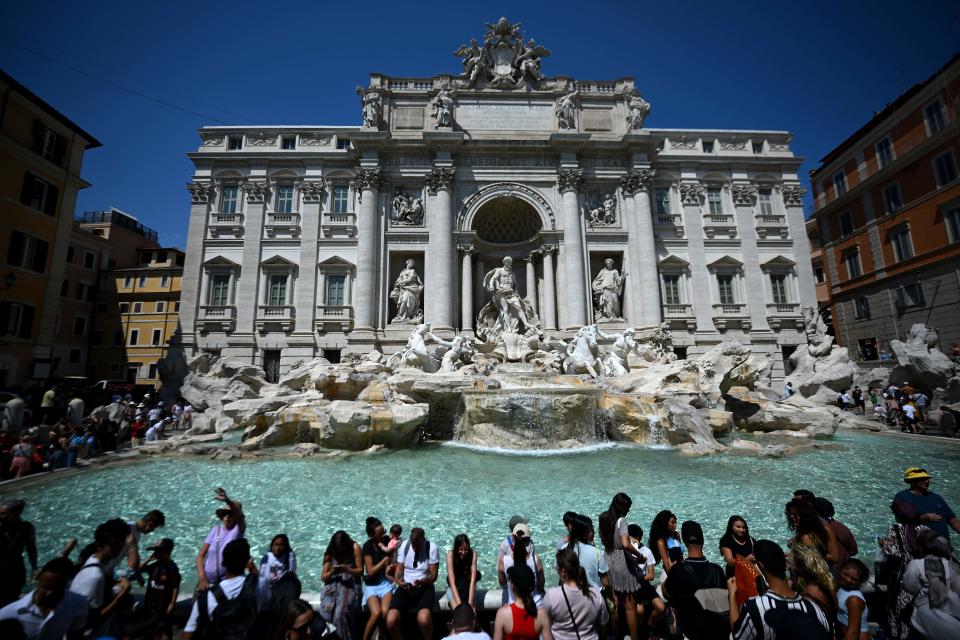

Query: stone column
[460,245,474,334]
[180,183,213,351]
[619,177,641,325]
[630,170,662,328]
[353,169,381,333]
[542,245,557,331]
[424,168,456,332]
[525,255,538,316]
[293,180,324,330]
[558,169,587,329]
[198,269,210,309]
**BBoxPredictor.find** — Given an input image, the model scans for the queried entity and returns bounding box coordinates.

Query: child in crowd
[628,524,666,630]
[381,524,403,578]
[836,558,871,640]
[141,538,181,640]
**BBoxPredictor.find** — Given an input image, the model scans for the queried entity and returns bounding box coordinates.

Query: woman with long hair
[446,533,479,610]
[493,564,553,640]
[568,514,608,593]
[360,517,393,640]
[649,510,684,573]
[321,530,363,639]
[785,499,836,613]
[598,492,646,640]
[498,523,544,607]
[259,534,302,635]
[718,515,758,609]
[542,548,608,640]
[880,499,934,639]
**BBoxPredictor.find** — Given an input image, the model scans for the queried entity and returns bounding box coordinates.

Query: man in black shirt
[662,521,728,640]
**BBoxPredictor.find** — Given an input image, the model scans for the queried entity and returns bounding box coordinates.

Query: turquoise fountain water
[3,432,958,593]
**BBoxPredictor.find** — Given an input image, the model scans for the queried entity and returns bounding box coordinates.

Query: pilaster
[558,168,587,329]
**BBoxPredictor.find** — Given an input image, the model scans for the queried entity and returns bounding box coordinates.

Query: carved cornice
[187,182,212,203]
[557,168,584,194]
[241,181,269,203]
[425,167,456,194]
[619,169,655,195]
[719,138,747,151]
[355,168,382,191]
[298,179,327,202]
[200,134,224,147]
[679,182,705,205]
[246,132,277,147]
[781,185,806,206]
[670,136,698,150]
[731,184,758,206]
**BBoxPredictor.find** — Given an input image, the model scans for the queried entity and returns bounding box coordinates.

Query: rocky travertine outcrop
[180,354,277,412]
[724,387,838,438]
[890,324,959,395]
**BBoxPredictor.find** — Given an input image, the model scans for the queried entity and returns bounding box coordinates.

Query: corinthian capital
[781,184,807,206]
[679,182,705,205]
[355,168,382,191]
[425,167,456,194]
[731,184,758,206]
[298,179,327,202]
[634,169,656,191]
[241,181,269,203]
[186,182,212,203]
[557,168,584,194]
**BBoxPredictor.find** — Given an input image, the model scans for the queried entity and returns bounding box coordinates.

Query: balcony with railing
[653,213,685,237]
[265,212,301,238]
[255,305,295,332]
[321,212,357,237]
[702,214,737,239]
[315,305,354,332]
[765,302,803,330]
[755,213,790,239]
[197,305,237,332]
[711,303,751,331]
[208,213,244,238]
[662,303,696,330]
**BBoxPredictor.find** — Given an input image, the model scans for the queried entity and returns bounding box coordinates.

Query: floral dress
[881,522,931,639]
[321,559,360,639]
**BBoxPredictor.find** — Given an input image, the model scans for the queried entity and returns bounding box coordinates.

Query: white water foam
[440,440,646,457]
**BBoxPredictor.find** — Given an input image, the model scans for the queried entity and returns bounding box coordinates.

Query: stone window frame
[882,181,903,214]
[273,183,298,215]
[875,134,895,170]
[932,149,958,188]
[759,256,799,306]
[706,256,745,306]
[201,256,241,308]
[331,183,353,214]
[833,171,847,197]
[854,295,871,319]
[887,223,914,263]
[259,256,298,308]
[280,135,297,150]
[658,255,691,306]
[841,246,863,280]
[218,183,242,215]
[923,97,948,137]
[227,135,243,150]
[317,257,355,309]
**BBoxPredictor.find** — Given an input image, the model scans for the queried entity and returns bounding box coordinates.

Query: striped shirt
[732,591,831,640]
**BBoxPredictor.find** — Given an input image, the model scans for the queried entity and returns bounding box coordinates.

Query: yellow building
[89,248,184,386]
[0,68,101,386]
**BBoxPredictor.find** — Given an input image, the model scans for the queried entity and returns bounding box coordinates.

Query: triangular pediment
[318,256,356,268]
[659,255,690,268]
[202,255,240,268]
[761,255,796,268]
[260,255,298,268]
[707,255,743,269]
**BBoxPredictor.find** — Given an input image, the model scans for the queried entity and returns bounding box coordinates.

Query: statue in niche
[476,256,541,341]
[626,92,652,131]
[430,86,455,128]
[360,91,381,128]
[391,192,424,225]
[592,259,626,320]
[587,192,617,226]
[389,259,424,324]
[555,89,579,130]
[597,327,642,376]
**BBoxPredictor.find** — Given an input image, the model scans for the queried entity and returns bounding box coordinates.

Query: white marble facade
[178,20,815,379]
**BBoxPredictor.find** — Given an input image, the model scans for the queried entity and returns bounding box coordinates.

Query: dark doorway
[325,348,342,364]
[857,337,878,361]
[263,350,281,383]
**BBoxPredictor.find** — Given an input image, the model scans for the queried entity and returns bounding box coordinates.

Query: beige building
[89,247,184,386]
[0,68,100,386]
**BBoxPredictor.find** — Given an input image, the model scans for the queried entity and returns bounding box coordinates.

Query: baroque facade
[179,19,816,381]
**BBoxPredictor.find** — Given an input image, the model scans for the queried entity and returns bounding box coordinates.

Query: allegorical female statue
[592,258,625,320]
[390,259,423,323]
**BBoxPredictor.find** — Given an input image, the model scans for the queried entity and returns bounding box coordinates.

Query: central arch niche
[471,196,542,244]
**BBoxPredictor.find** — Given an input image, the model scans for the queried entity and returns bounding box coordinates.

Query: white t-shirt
[70,557,107,608]
[0,589,88,639]
[902,404,917,419]
[146,423,162,441]
[184,574,270,632]
[447,632,492,640]
[631,541,656,579]
[397,539,439,584]
[148,408,161,422]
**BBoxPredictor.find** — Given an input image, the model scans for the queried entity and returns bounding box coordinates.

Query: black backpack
[198,574,259,640]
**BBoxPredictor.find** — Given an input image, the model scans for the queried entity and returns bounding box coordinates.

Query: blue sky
[2,1,957,249]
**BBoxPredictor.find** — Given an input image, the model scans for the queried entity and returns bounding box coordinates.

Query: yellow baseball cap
[904,467,932,482]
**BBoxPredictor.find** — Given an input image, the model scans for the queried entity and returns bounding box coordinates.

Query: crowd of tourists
[0,389,193,481]
[833,382,941,435]
[1,468,959,639]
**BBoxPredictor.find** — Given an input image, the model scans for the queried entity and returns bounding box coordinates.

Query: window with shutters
[21,173,59,216]
[933,151,958,187]
[758,188,774,215]
[897,283,925,308]
[267,274,288,306]
[655,188,671,216]
[662,274,681,305]
[854,296,871,319]
[844,249,862,279]
[210,274,231,306]
[883,183,903,214]
[717,274,736,305]
[770,274,789,304]
[152,328,162,346]
[946,207,960,243]
[875,136,895,169]
[890,228,914,262]
[707,188,723,215]
[924,99,947,136]
[0,302,34,339]
[6,231,49,273]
